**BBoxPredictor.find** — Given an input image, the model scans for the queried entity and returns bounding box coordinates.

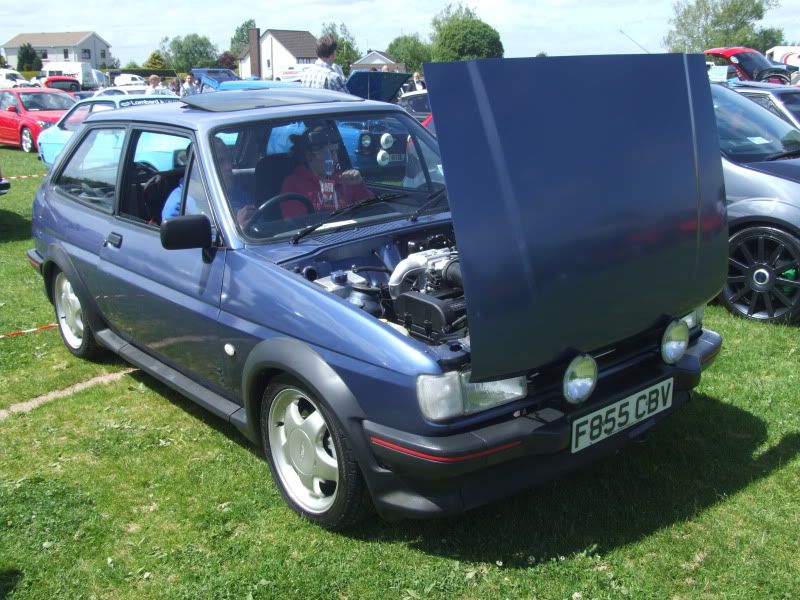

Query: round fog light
[661,320,689,364]
[380,132,394,149]
[563,354,598,405]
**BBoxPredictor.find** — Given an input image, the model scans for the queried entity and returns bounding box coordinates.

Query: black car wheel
[260,375,372,530]
[721,226,800,323]
[52,270,101,358]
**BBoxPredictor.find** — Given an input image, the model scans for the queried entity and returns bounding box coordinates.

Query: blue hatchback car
[29,56,727,530]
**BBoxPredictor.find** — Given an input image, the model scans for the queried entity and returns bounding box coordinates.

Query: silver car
[713,83,800,323]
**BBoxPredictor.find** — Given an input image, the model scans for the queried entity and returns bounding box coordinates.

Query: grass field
[1,146,798,599]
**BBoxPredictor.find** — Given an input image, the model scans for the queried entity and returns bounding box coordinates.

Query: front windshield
[211,112,446,241]
[19,92,75,111]
[712,84,800,162]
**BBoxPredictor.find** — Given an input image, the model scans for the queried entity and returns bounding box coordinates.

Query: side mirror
[160,214,212,250]
[5,106,17,113]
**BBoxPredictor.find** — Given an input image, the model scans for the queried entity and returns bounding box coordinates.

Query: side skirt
[94,328,256,444]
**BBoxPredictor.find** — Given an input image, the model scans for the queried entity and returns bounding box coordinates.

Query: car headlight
[563,354,598,404]
[417,371,528,421]
[680,305,705,330]
[661,320,689,364]
[38,121,52,129]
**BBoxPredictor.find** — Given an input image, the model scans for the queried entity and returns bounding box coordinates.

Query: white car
[113,73,146,86]
[0,68,28,88]
[94,86,176,97]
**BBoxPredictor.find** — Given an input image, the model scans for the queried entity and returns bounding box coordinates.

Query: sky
[1,0,799,65]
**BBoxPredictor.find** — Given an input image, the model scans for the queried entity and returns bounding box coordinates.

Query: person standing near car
[181,73,199,97]
[145,74,164,95]
[301,35,347,93]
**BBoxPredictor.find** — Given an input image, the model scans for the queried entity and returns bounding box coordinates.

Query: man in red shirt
[280,127,372,212]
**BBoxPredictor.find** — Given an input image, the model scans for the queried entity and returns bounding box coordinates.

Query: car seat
[255,154,314,219]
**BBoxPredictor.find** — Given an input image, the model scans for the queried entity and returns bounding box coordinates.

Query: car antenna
[619,30,650,54]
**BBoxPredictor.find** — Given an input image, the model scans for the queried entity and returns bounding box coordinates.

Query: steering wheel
[134,161,159,176]
[244,193,314,235]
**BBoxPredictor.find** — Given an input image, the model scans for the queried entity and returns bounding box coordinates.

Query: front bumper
[359,328,722,519]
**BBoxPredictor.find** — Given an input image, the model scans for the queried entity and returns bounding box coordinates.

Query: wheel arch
[728,215,800,240]
[240,338,367,449]
[41,243,107,336]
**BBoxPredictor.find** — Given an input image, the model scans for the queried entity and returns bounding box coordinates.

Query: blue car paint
[30,70,724,520]
[425,54,728,381]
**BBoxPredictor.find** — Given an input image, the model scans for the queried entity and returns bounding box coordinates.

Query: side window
[120,130,191,224]
[91,103,115,113]
[54,128,125,210]
[184,158,213,219]
[0,92,18,110]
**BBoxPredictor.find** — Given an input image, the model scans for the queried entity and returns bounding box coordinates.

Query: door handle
[104,232,123,248]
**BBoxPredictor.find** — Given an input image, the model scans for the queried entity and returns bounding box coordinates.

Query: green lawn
[1,146,798,599]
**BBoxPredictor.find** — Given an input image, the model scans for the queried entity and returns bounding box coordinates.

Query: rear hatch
[425,54,728,382]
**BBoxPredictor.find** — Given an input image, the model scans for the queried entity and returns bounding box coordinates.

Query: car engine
[310,235,467,344]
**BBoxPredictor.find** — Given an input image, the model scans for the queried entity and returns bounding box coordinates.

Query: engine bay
[284,227,469,348]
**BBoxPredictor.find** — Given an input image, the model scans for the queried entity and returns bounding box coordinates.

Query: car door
[95,127,232,395]
[0,91,20,143]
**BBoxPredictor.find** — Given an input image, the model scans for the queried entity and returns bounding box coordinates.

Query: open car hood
[346,71,409,102]
[425,55,728,382]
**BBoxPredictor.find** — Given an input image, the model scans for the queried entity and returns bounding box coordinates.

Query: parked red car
[43,76,82,97]
[705,47,792,84]
[0,87,74,153]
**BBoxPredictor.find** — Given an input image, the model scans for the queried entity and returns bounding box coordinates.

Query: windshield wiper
[290,192,407,244]
[408,187,448,222]
[764,148,800,161]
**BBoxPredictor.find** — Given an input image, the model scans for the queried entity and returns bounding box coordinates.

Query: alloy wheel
[268,387,339,514]
[20,128,33,153]
[54,272,85,349]
[724,227,800,322]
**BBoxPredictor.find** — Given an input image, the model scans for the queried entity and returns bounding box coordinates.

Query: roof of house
[3,31,110,49]
[265,30,318,59]
[354,50,398,65]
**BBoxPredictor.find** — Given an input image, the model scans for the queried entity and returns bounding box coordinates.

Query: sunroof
[180,89,363,112]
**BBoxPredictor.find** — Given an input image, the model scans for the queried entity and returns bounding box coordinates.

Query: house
[239,29,317,80]
[2,32,112,69]
[351,50,405,73]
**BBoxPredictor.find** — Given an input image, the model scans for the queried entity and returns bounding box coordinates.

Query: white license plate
[571,378,673,453]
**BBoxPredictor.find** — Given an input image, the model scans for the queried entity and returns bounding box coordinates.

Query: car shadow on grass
[0,568,22,599]
[345,393,800,565]
[126,370,261,459]
[0,209,31,243]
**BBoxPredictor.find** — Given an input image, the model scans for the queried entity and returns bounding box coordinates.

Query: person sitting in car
[280,126,372,212]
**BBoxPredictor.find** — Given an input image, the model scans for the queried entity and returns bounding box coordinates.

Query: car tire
[260,375,372,530]
[20,128,34,153]
[720,225,800,323]
[52,270,101,358]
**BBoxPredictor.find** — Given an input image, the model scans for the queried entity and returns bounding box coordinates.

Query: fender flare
[240,337,367,447]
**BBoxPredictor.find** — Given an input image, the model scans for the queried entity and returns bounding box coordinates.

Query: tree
[386,34,432,74]
[430,6,504,62]
[143,50,169,70]
[664,0,784,52]
[124,60,140,69]
[16,43,41,71]
[230,19,256,57]
[217,51,237,70]
[320,22,360,76]
[159,34,219,72]
[536,51,548,57]
[0,55,7,68]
